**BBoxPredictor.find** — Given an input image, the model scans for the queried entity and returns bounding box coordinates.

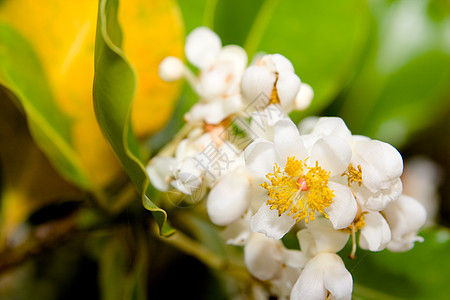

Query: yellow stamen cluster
[268,73,281,105]
[342,163,363,187]
[261,157,335,223]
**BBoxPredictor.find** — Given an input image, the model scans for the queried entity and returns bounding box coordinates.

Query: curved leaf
[0,0,122,189]
[93,0,173,236]
[0,23,91,189]
[0,0,183,191]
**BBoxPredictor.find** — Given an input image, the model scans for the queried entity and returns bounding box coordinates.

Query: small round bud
[294,83,314,111]
[158,56,184,82]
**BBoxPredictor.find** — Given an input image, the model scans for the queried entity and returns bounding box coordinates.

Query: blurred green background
[0,0,450,299]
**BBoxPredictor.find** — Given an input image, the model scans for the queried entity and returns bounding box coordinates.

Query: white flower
[299,116,404,211]
[358,211,391,252]
[146,156,177,192]
[241,54,301,112]
[349,139,403,211]
[291,252,352,300]
[147,128,243,197]
[246,104,290,141]
[158,27,248,125]
[207,169,250,226]
[244,233,285,281]
[183,27,248,124]
[245,119,357,239]
[383,195,426,252]
[158,56,185,82]
[244,232,303,298]
[291,218,352,300]
[185,26,222,69]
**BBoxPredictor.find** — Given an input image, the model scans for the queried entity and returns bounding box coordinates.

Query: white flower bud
[158,56,184,82]
[294,83,314,111]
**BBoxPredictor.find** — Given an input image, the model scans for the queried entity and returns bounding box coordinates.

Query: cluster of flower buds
[148,27,426,299]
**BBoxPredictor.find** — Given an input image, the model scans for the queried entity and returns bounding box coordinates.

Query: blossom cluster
[148,27,426,299]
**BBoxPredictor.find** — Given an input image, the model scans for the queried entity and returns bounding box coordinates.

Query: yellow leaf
[119,0,184,138]
[0,0,184,187]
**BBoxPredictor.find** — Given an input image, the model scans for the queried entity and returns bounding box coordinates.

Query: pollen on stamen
[342,163,363,187]
[261,157,335,223]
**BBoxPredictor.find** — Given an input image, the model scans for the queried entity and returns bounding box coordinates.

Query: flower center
[260,156,335,223]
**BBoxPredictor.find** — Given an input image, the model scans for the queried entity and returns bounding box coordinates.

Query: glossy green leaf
[345,227,450,300]
[339,0,450,146]
[93,0,173,236]
[177,0,209,33]
[247,0,370,118]
[0,23,91,189]
[213,0,264,46]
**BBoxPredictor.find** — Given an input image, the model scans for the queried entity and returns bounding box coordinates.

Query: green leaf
[99,231,148,300]
[345,227,450,300]
[93,0,173,236]
[0,23,91,189]
[213,0,264,46]
[177,0,209,33]
[245,0,370,119]
[339,0,450,146]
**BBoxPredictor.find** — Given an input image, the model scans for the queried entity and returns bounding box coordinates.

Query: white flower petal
[383,195,426,252]
[241,65,276,105]
[251,203,295,240]
[290,255,327,300]
[292,253,352,300]
[310,117,352,140]
[146,156,176,191]
[276,72,301,109]
[196,67,230,99]
[310,136,352,177]
[273,119,307,160]
[283,249,309,269]
[216,45,248,72]
[185,26,221,69]
[354,179,403,211]
[158,56,185,82]
[207,173,250,226]
[221,212,251,245]
[353,139,403,191]
[294,83,314,111]
[359,211,391,251]
[171,157,203,195]
[322,253,353,300]
[297,116,319,135]
[305,218,350,253]
[325,182,357,230]
[244,140,280,176]
[270,53,295,73]
[244,233,283,281]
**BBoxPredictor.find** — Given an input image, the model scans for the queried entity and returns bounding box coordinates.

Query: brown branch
[0,212,79,276]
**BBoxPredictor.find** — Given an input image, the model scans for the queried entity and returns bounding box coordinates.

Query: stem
[244,0,281,58]
[152,224,249,281]
[0,212,78,275]
[349,223,357,259]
